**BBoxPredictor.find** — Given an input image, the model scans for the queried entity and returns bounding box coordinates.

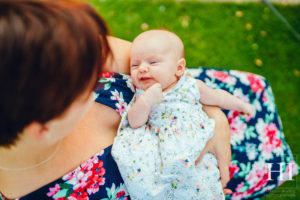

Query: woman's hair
[0,0,110,147]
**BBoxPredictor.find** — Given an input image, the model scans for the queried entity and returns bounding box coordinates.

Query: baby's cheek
[131,76,139,87]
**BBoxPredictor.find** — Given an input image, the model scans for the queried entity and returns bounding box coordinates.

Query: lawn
[88,0,300,199]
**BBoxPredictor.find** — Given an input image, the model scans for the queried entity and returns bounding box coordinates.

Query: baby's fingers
[244,104,255,117]
[217,154,230,188]
[223,188,232,195]
[195,141,212,165]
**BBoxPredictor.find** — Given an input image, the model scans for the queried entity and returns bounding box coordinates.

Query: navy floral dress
[0,67,298,200]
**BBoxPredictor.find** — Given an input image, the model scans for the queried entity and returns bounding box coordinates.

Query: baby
[112,30,254,200]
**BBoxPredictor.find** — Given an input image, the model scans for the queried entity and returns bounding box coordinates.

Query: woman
[0,0,230,199]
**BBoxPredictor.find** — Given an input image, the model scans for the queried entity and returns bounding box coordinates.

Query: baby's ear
[175,58,186,77]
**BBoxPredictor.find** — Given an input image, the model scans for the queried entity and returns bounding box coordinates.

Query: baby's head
[130,29,186,91]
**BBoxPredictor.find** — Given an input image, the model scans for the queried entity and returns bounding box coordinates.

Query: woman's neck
[0,136,61,171]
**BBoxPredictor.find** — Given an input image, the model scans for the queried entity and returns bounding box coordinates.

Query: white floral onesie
[112,71,224,200]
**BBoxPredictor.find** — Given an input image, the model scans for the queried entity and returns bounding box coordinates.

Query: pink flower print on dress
[69,188,89,200]
[105,183,129,200]
[46,184,61,197]
[46,155,107,199]
[116,102,126,115]
[247,74,265,94]
[256,119,283,159]
[213,71,229,81]
[232,182,248,200]
[100,72,115,78]
[245,162,269,195]
[207,70,237,85]
[111,90,121,102]
[229,163,240,180]
[116,191,127,200]
[264,123,282,148]
[262,91,268,102]
[81,151,103,170]
[228,111,247,146]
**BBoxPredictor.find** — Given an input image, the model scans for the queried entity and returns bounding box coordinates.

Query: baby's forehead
[134,30,180,46]
[132,30,184,57]
[131,41,177,59]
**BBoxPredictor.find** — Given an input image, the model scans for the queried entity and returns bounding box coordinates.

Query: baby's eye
[150,61,158,64]
[131,63,139,67]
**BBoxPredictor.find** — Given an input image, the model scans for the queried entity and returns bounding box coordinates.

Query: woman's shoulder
[0,100,129,200]
[94,72,135,116]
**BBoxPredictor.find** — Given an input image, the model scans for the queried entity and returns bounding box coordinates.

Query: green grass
[88,0,300,198]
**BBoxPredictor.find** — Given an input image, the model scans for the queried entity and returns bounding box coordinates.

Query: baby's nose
[139,63,149,72]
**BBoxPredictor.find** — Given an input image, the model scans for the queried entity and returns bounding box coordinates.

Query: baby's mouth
[139,77,152,81]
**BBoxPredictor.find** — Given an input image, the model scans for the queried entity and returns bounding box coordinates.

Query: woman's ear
[175,58,186,77]
[24,121,51,141]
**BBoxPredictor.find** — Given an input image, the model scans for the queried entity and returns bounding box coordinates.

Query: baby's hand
[143,83,163,106]
[240,103,255,117]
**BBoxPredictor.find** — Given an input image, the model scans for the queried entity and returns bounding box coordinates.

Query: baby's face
[130,37,179,91]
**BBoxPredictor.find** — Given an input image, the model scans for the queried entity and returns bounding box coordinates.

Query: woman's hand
[195,105,232,195]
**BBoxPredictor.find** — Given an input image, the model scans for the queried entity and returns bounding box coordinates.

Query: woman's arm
[195,105,232,193]
[102,36,132,74]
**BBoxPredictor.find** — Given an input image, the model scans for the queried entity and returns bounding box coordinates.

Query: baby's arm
[128,83,163,128]
[197,79,254,116]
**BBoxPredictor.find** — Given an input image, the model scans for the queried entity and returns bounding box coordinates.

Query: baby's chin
[137,82,156,90]
[139,85,152,90]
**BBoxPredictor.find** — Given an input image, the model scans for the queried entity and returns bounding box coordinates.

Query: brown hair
[0,0,110,147]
